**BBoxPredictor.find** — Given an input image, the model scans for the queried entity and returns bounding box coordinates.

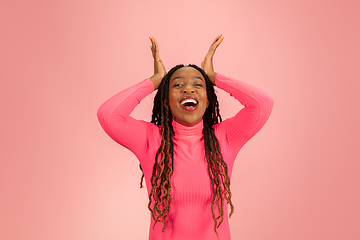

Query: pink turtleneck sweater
[97,73,273,240]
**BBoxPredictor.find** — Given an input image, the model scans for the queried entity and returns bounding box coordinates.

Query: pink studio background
[1,0,359,239]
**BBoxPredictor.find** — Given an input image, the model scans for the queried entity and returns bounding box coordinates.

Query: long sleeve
[96,78,158,160]
[96,73,273,240]
[214,73,274,160]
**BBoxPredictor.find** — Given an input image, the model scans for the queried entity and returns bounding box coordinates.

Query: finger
[152,38,161,61]
[211,34,222,46]
[213,36,223,47]
[149,36,155,45]
[209,35,223,51]
[153,38,159,52]
[210,36,224,52]
[205,37,223,61]
[149,37,158,59]
[218,37,224,46]
[149,37,154,51]
[214,36,224,49]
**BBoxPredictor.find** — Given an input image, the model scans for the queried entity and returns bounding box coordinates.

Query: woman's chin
[174,118,202,127]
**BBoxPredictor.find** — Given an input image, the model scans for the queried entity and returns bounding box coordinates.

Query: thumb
[201,60,205,69]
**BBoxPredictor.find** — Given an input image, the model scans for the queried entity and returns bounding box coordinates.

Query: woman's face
[168,67,209,127]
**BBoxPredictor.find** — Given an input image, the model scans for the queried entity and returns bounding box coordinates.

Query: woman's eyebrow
[193,76,204,81]
[172,76,184,81]
[171,76,204,81]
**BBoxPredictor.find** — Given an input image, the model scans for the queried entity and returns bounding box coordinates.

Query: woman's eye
[194,83,203,87]
[173,84,182,87]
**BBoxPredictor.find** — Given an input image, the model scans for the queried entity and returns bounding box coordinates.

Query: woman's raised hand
[149,37,166,90]
[201,34,224,85]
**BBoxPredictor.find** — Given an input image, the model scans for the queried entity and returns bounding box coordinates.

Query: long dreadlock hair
[139,64,234,239]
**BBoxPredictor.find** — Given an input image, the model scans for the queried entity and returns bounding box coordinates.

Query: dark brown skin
[201,34,224,85]
[149,37,167,90]
[168,67,209,127]
[149,35,224,126]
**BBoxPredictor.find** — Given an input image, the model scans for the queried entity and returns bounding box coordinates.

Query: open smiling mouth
[180,98,198,111]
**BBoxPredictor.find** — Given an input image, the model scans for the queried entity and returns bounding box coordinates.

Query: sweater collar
[172,119,203,138]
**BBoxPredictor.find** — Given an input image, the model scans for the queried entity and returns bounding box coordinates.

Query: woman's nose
[182,88,195,93]
[182,85,195,93]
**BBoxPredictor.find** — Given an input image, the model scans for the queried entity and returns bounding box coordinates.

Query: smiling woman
[97,35,274,240]
[168,66,209,127]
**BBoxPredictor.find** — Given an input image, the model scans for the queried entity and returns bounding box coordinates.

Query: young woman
[97,35,274,240]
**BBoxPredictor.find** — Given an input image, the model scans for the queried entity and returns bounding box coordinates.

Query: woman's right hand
[149,37,166,90]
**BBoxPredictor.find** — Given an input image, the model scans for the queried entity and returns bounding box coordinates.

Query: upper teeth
[180,98,198,105]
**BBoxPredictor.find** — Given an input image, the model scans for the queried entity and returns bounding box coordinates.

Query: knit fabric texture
[97,73,274,240]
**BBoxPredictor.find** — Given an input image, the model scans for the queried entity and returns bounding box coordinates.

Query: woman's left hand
[201,34,224,85]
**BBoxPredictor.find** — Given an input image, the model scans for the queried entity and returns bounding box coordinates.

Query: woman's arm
[201,35,273,157]
[97,37,166,159]
[214,73,274,156]
[97,78,156,159]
